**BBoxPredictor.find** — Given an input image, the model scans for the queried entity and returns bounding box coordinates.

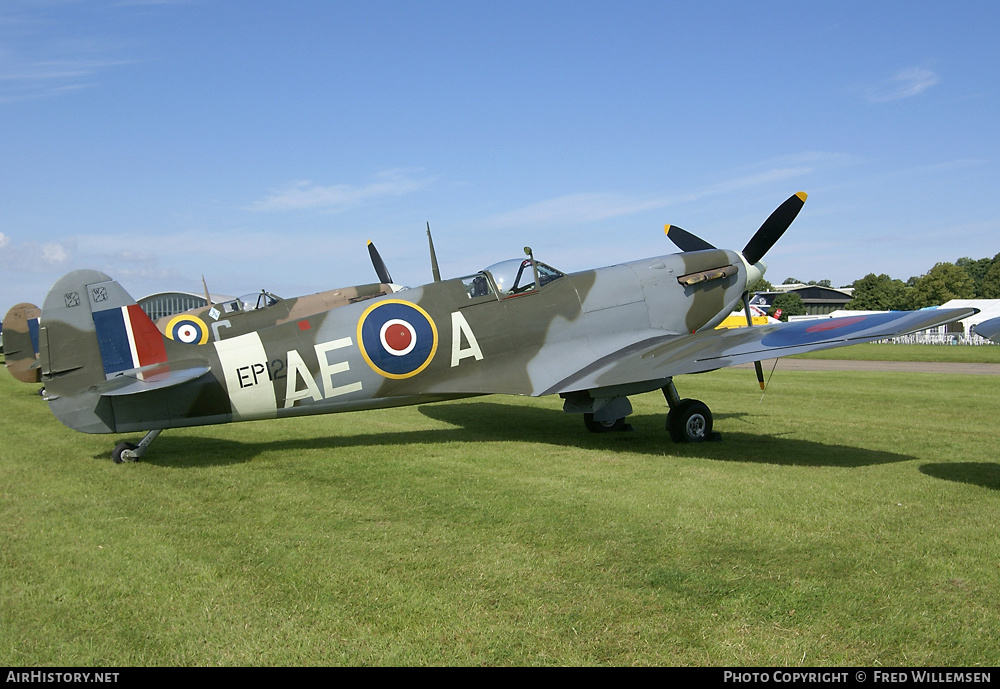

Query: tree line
[844,254,1000,310]
[748,253,1000,319]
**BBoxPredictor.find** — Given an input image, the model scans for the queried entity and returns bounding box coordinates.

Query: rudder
[39,269,168,399]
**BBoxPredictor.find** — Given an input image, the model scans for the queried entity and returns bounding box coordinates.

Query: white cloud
[41,242,69,264]
[0,236,74,273]
[866,68,939,104]
[250,169,434,212]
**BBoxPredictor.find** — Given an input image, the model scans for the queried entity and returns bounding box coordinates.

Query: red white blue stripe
[93,304,168,376]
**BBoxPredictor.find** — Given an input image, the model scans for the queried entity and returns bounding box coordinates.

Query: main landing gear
[662,378,720,443]
[111,429,162,464]
[576,378,721,443]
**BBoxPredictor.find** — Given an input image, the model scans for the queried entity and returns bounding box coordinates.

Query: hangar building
[138,291,232,321]
[750,283,854,316]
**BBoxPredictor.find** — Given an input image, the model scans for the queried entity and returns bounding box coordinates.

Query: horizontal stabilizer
[96,363,212,397]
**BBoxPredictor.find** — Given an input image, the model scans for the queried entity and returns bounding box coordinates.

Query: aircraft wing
[542,307,977,395]
[973,316,1000,343]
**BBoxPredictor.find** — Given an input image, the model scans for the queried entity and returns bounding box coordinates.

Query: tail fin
[2,302,42,384]
[39,270,168,398]
[40,270,214,435]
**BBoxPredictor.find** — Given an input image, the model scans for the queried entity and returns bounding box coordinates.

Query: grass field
[1,365,998,666]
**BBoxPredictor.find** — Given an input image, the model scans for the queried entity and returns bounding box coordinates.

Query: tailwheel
[112,442,139,464]
[109,429,163,464]
[583,413,632,433]
[667,399,714,443]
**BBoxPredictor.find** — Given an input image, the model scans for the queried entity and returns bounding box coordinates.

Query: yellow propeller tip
[664,224,672,235]
[795,191,808,202]
[759,382,766,391]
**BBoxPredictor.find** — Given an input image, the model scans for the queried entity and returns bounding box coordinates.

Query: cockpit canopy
[220,290,282,314]
[483,259,564,297]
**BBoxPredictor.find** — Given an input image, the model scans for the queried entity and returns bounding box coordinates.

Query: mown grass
[1,368,998,666]
[793,343,1000,363]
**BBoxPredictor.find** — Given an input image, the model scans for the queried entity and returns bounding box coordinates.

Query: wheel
[583,413,631,433]
[111,441,138,464]
[667,399,713,443]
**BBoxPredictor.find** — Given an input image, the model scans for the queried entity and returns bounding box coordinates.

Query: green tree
[846,273,910,310]
[979,253,1000,298]
[769,293,805,321]
[906,262,975,309]
[956,256,992,297]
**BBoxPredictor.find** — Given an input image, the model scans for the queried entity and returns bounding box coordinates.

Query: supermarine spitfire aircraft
[2,302,42,384]
[35,193,977,463]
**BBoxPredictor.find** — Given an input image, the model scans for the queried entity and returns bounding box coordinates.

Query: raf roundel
[357,300,438,379]
[165,314,210,345]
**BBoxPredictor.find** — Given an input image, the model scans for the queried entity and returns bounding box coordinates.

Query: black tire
[112,441,138,464]
[583,413,629,433]
[667,399,713,443]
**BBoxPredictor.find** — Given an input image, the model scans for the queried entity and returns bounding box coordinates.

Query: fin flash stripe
[93,305,168,376]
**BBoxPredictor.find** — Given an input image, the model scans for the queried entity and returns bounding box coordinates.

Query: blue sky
[2,0,998,309]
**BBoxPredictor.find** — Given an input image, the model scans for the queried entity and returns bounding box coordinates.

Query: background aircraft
[2,302,41,385]
[972,316,1000,343]
[714,303,777,329]
[33,193,976,462]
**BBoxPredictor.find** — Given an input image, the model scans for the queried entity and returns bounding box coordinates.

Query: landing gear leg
[662,378,719,443]
[111,429,163,464]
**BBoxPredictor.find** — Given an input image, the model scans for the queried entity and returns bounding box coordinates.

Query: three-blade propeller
[665,192,809,391]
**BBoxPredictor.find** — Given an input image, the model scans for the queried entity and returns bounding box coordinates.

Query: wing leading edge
[542,307,978,395]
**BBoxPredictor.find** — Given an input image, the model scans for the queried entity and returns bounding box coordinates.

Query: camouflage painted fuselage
[153,283,394,344]
[41,248,748,434]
